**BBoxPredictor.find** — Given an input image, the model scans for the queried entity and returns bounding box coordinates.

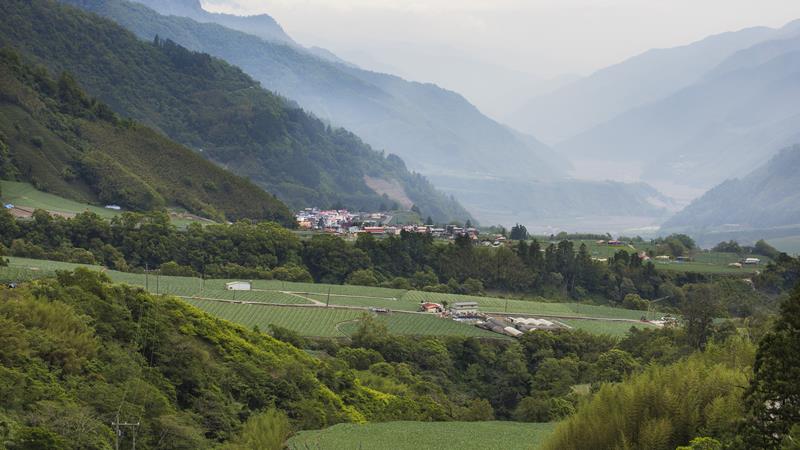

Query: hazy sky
[201,0,800,117]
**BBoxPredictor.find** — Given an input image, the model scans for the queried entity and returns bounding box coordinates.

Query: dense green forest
[0,0,472,224]
[0,48,292,224]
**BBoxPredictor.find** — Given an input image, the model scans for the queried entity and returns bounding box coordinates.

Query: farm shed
[450,302,479,314]
[225,281,251,291]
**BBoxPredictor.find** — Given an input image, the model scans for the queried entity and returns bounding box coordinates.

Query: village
[295,207,506,244]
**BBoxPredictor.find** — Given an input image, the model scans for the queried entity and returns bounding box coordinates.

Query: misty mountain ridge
[509,19,800,145]
[661,145,800,247]
[556,36,800,196]
[106,0,563,183]
[55,0,684,229]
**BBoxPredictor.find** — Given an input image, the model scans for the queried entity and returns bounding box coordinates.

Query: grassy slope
[0,180,117,218]
[286,421,556,450]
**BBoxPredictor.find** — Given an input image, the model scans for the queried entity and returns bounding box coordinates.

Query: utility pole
[648,295,672,321]
[326,286,331,307]
[112,415,140,450]
[144,263,149,291]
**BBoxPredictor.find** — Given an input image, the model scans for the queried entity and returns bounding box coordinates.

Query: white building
[225,281,251,291]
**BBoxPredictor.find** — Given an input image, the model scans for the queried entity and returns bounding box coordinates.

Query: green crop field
[338,312,502,338]
[1,181,214,226]
[184,300,364,337]
[303,293,420,311]
[287,421,555,450]
[1,180,118,218]
[652,261,759,274]
[558,318,657,337]
[1,257,661,338]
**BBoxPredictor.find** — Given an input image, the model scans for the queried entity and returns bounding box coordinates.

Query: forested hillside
[662,145,800,246]
[0,269,449,448]
[0,48,293,224]
[0,0,471,223]
[71,0,564,182]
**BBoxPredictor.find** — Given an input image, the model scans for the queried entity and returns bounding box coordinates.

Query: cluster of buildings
[477,316,562,337]
[296,208,359,230]
[416,300,564,338]
[294,208,486,241]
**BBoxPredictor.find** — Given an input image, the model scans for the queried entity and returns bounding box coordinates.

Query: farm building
[225,281,251,291]
[743,258,761,265]
[419,302,444,313]
[450,302,479,315]
[363,226,385,235]
[507,317,561,331]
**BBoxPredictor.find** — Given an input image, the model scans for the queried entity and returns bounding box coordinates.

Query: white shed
[225,281,251,291]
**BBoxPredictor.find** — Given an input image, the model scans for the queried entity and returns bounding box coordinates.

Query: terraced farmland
[184,299,363,337]
[339,312,502,338]
[1,257,661,338]
[558,318,657,337]
[287,421,556,450]
[303,293,420,311]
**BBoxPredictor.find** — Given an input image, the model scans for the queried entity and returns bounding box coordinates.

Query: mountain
[64,0,566,182]
[509,20,800,144]
[661,145,800,247]
[0,48,293,224]
[131,0,295,45]
[0,0,471,223]
[555,40,800,194]
[57,0,682,229]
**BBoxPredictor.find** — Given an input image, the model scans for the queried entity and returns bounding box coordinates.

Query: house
[675,256,691,263]
[654,255,671,261]
[728,262,743,268]
[225,281,251,291]
[105,205,122,210]
[607,240,623,246]
[743,258,761,265]
[419,302,444,313]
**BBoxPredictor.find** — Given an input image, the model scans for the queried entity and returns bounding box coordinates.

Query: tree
[743,286,800,449]
[510,224,528,241]
[682,284,722,349]
[465,219,473,229]
[712,240,742,254]
[346,269,379,287]
[221,409,292,450]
